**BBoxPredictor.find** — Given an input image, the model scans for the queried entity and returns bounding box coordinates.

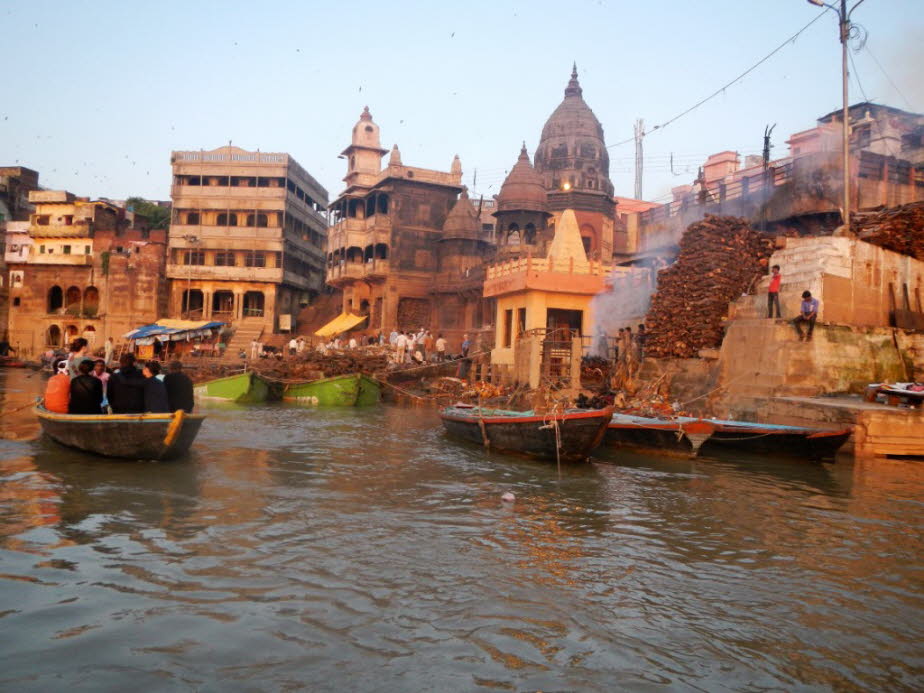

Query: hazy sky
[1,0,920,206]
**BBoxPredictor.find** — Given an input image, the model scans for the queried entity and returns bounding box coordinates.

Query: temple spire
[565,62,582,97]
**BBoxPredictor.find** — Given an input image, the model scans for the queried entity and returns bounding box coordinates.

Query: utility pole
[762,124,776,232]
[633,118,645,200]
[809,0,866,232]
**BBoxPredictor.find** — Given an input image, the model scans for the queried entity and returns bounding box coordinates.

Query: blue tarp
[123,321,226,341]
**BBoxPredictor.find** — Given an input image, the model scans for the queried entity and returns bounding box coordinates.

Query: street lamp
[807,0,867,233]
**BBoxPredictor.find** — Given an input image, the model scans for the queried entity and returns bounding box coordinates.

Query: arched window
[364,245,374,262]
[212,291,234,316]
[47,324,61,346]
[83,286,100,316]
[256,213,268,227]
[217,212,228,225]
[243,291,264,318]
[65,286,81,314]
[524,223,537,245]
[375,243,388,260]
[507,223,520,245]
[48,285,63,313]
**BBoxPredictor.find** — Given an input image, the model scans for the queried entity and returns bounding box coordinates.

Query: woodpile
[853,201,924,261]
[251,348,390,382]
[645,215,776,358]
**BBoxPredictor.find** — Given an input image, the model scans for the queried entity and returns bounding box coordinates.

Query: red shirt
[768,274,782,293]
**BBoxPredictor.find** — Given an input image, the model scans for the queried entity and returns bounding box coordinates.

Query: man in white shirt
[348,336,357,349]
[395,331,408,363]
[389,329,398,345]
[288,337,297,356]
[250,338,260,360]
[435,334,447,361]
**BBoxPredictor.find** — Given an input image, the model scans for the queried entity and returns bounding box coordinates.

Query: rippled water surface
[1,369,923,691]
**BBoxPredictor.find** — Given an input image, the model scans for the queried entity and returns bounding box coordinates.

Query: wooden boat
[606,414,717,457]
[35,404,205,460]
[0,356,28,368]
[440,404,612,462]
[282,373,381,406]
[194,371,270,404]
[868,383,924,407]
[606,413,851,461]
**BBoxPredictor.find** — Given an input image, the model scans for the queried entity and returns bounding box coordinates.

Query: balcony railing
[165,263,283,282]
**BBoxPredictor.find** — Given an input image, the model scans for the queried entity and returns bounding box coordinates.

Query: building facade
[5,190,167,357]
[0,166,40,338]
[167,145,329,336]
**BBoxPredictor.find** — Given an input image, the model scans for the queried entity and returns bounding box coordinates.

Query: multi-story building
[326,108,493,340]
[0,166,40,337]
[167,145,329,336]
[5,190,168,356]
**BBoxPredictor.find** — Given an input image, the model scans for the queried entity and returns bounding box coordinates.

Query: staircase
[217,322,265,363]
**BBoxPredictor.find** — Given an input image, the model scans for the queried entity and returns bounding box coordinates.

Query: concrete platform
[757,395,924,459]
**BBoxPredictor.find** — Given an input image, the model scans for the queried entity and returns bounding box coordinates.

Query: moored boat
[194,371,270,404]
[440,404,612,462]
[282,373,381,406]
[606,414,716,457]
[35,404,205,460]
[605,413,850,461]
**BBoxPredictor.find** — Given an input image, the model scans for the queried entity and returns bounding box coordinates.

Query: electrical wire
[863,44,915,110]
[606,10,828,150]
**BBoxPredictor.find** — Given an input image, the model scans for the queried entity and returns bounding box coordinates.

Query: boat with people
[194,371,272,404]
[34,403,206,460]
[440,404,613,462]
[281,373,381,406]
[606,413,851,460]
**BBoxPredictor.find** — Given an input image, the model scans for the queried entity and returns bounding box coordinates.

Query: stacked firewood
[253,350,391,381]
[853,201,924,261]
[645,215,776,358]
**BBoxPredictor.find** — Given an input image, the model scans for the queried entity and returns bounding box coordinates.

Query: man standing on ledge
[767,265,782,318]
[794,291,819,342]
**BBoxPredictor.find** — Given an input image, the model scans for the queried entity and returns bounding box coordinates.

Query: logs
[645,215,776,359]
[853,201,924,261]
[251,348,390,381]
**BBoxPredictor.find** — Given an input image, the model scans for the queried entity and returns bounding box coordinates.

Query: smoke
[587,263,663,356]
[870,29,923,111]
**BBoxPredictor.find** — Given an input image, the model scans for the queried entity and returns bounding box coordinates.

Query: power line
[606,10,828,150]
[863,44,915,110]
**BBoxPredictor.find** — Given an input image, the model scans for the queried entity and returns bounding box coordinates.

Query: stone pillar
[204,292,212,319]
[234,292,243,320]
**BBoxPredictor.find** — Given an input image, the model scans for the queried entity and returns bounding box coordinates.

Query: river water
[1,368,922,691]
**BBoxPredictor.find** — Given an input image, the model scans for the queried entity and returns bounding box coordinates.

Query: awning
[314,312,368,338]
[123,320,226,341]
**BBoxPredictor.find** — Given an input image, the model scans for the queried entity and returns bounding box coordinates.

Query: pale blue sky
[1,0,920,205]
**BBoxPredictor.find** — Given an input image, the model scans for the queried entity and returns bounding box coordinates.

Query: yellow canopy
[314,312,368,338]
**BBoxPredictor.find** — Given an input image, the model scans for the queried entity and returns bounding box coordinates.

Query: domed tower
[493,144,551,257]
[533,65,616,260]
[340,106,388,188]
[438,188,489,273]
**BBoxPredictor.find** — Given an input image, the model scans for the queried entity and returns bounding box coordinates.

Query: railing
[326,263,365,282]
[165,263,283,282]
[486,255,610,280]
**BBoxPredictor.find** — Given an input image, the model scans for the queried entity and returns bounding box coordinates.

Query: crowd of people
[43,339,195,416]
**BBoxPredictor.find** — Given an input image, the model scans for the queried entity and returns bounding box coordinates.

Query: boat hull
[440,406,612,463]
[283,374,381,406]
[194,372,269,404]
[35,406,205,460]
[605,415,716,457]
[605,414,850,461]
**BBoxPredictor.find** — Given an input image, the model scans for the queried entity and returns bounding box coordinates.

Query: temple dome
[534,64,613,197]
[441,188,480,240]
[494,144,548,214]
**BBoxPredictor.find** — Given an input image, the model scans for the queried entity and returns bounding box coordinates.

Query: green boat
[194,371,270,404]
[282,373,381,407]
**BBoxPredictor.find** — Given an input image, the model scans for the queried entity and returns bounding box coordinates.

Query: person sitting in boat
[92,359,111,413]
[141,361,171,413]
[66,337,91,379]
[108,353,147,414]
[44,359,71,414]
[164,360,195,413]
[68,359,104,415]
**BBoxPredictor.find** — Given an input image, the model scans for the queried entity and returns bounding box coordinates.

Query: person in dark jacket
[164,361,195,413]
[141,360,171,413]
[108,353,147,414]
[68,359,104,414]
